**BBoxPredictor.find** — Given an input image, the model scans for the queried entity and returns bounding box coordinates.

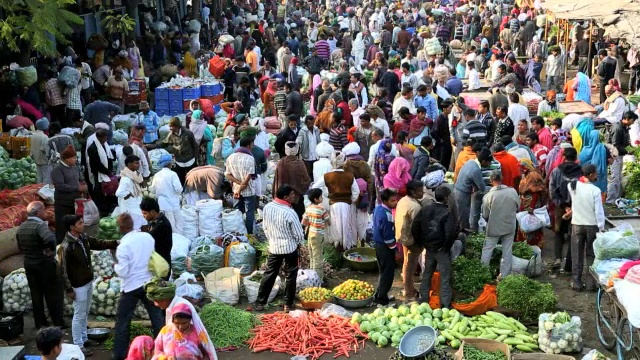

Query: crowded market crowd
[6,0,640,359]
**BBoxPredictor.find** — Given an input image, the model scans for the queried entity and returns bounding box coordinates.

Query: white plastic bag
[181,205,199,240]
[76,198,100,226]
[533,206,551,227]
[516,211,543,233]
[38,184,55,199]
[538,313,583,354]
[614,278,640,328]
[582,350,612,360]
[112,129,129,145]
[204,267,241,305]
[511,246,543,277]
[197,199,223,238]
[170,233,192,259]
[174,272,204,300]
[243,270,280,303]
[318,303,354,318]
[296,269,322,292]
[222,209,247,234]
[594,229,640,262]
[58,343,85,360]
[227,242,256,275]
[148,149,171,175]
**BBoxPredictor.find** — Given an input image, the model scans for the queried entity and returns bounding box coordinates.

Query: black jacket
[59,232,117,290]
[17,218,57,266]
[597,56,617,83]
[610,122,630,156]
[380,70,401,101]
[275,127,299,158]
[411,202,456,251]
[145,213,173,265]
[410,147,431,180]
[285,91,303,118]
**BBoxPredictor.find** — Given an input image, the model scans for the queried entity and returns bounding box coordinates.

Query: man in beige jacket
[395,180,424,303]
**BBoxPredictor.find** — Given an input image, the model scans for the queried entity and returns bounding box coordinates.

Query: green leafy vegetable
[497,275,557,321]
[463,233,501,277]
[452,257,493,296]
[512,242,535,259]
[462,344,508,360]
[103,322,153,350]
[323,244,343,268]
[200,302,258,348]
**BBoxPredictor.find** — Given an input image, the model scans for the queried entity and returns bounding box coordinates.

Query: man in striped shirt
[314,34,331,61]
[254,185,304,312]
[224,136,257,234]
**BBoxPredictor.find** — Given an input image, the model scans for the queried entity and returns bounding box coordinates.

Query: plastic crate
[213,104,221,113]
[156,108,169,117]
[155,87,169,100]
[155,98,169,109]
[0,311,24,340]
[182,86,201,99]
[202,83,223,96]
[169,99,183,110]
[168,108,183,116]
[169,88,183,101]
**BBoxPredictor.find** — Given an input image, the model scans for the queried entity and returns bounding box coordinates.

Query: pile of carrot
[248,312,368,359]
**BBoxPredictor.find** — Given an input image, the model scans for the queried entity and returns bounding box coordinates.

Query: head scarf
[35,117,50,131]
[519,158,547,194]
[342,141,361,157]
[575,72,592,104]
[189,109,208,146]
[384,157,412,190]
[320,133,330,143]
[608,78,622,93]
[579,129,608,192]
[574,117,595,153]
[158,154,173,168]
[423,170,445,189]
[164,297,217,360]
[317,141,334,158]
[331,151,347,168]
[126,336,154,360]
[285,141,300,156]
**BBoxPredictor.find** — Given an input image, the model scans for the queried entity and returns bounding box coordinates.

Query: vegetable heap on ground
[249,311,366,359]
[512,242,534,259]
[538,311,583,354]
[299,287,331,302]
[104,322,153,350]
[462,344,508,360]
[497,275,557,321]
[623,146,640,199]
[200,301,258,349]
[465,233,502,277]
[451,257,493,297]
[353,304,539,351]
[333,279,374,300]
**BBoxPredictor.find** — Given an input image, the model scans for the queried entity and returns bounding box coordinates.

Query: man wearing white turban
[311,151,361,249]
[313,140,335,182]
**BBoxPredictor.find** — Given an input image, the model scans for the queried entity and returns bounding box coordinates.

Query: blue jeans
[235,195,256,234]
[112,286,165,360]
[71,282,92,347]
[546,75,558,91]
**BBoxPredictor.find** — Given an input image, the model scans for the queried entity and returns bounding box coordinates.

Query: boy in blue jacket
[372,188,399,306]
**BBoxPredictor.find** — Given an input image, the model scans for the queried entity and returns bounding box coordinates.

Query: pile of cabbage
[2,268,32,311]
[98,217,120,240]
[0,157,37,190]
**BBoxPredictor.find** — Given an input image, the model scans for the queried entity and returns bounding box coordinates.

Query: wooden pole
[587,20,594,77]
[564,20,569,84]
[544,11,548,42]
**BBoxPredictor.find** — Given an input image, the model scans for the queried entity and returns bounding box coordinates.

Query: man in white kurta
[115,155,147,230]
[150,154,184,234]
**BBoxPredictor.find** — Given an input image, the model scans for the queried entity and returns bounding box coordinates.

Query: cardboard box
[512,354,574,360]
[454,338,511,360]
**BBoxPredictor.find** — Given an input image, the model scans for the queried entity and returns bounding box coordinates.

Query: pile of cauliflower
[538,311,583,354]
[2,269,32,312]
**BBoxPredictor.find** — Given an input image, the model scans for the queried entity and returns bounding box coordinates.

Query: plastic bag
[318,303,353,318]
[171,233,191,259]
[197,199,223,238]
[225,242,256,275]
[58,343,86,360]
[148,251,170,278]
[243,270,280,303]
[592,258,628,285]
[593,230,640,262]
[189,243,224,275]
[113,129,130,145]
[538,313,583,354]
[516,211,543,233]
[533,206,551,227]
[174,272,204,300]
[91,250,115,278]
[2,268,31,311]
[148,149,171,175]
[511,245,543,277]
[296,269,322,292]
[75,198,100,226]
[181,205,199,240]
[221,209,247,234]
[112,114,135,131]
[614,278,640,328]
[91,277,121,316]
[204,267,241,305]
[582,349,612,360]
[15,66,37,87]
[58,66,81,88]
[38,184,55,200]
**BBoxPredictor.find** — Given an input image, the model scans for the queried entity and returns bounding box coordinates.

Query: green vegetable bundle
[624,146,640,199]
[104,322,153,350]
[452,257,493,296]
[144,277,176,301]
[189,244,224,275]
[462,344,508,360]
[512,242,535,259]
[98,217,120,240]
[0,157,37,190]
[323,244,343,268]
[540,111,566,126]
[200,302,258,348]
[497,275,557,321]
[171,256,189,278]
[464,233,501,277]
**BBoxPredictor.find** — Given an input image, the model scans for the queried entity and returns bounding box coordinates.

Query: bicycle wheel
[596,287,619,350]
[616,317,639,360]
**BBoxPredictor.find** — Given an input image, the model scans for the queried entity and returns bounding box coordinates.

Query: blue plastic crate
[155,98,169,109]
[213,104,221,114]
[169,88,183,101]
[156,108,169,116]
[169,99,182,110]
[168,107,183,116]
[182,86,201,99]
[202,83,223,96]
[155,87,169,100]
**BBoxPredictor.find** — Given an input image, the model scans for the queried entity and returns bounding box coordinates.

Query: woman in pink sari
[128,336,154,360]
[310,74,322,116]
[153,302,217,360]
[383,157,412,197]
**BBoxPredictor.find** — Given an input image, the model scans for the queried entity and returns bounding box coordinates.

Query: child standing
[302,188,330,281]
[372,189,399,306]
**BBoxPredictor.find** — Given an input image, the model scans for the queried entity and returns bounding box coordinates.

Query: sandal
[254,304,265,311]
[283,305,295,312]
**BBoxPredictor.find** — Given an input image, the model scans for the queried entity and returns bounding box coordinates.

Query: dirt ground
[11,228,614,360]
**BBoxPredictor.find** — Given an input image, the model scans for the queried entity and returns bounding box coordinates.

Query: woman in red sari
[516,159,549,247]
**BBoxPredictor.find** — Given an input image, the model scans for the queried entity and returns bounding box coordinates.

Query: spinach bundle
[497,275,557,321]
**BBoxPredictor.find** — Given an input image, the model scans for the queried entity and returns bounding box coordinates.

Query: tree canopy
[0,0,84,58]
